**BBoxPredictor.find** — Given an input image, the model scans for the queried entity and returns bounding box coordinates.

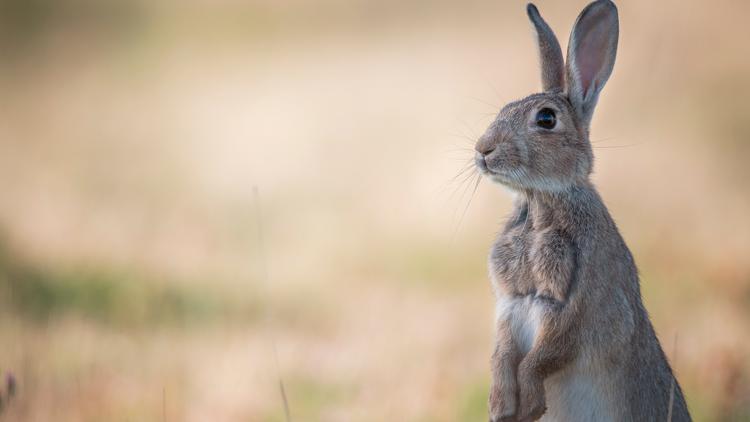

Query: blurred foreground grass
[0,244,251,327]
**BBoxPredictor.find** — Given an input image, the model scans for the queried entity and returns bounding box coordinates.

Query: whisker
[443,146,476,153]
[435,160,475,202]
[449,165,477,207]
[448,131,476,141]
[591,136,618,144]
[442,146,477,160]
[449,161,477,182]
[467,96,501,110]
[451,168,479,203]
[438,160,473,188]
[434,147,475,198]
[457,118,481,142]
[451,170,481,239]
[486,80,505,105]
[460,173,482,222]
[448,130,479,148]
[592,143,642,149]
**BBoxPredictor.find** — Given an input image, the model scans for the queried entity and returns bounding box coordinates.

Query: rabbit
[474,1,692,421]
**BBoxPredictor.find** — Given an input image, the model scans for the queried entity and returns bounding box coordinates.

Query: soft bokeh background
[1,0,749,420]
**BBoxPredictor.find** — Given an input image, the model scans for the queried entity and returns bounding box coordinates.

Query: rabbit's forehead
[499,93,570,118]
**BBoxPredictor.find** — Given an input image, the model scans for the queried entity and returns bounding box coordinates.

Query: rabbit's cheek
[510,137,531,168]
[531,144,581,186]
[488,141,525,172]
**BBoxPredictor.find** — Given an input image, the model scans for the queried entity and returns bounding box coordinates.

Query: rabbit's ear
[527,3,565,92]
[565,0,618,127]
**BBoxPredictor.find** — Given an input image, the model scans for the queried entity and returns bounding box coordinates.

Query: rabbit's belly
[542,369,617,422]
[495,294,544,355]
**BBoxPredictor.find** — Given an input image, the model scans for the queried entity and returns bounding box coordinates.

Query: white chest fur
[495,293,544,355]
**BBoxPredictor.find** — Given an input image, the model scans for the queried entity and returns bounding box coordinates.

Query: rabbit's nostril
[474,152,489,171]
[475,136,497,156]
[476,145,496,156]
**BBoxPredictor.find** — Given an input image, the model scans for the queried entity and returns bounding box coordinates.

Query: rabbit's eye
[535,108,556,129]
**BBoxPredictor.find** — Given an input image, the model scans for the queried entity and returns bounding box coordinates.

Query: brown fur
[476,2,691,421]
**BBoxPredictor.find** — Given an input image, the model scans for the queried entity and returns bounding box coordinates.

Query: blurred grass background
[0,0,749,420]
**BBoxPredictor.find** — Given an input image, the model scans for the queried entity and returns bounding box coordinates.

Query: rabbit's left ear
[566,0,619,127]
[527,3,565,92]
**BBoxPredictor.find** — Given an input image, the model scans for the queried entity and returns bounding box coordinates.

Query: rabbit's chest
[490,229,537,294]
[490,225,574,302]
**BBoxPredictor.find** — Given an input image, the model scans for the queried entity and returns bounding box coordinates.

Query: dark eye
[535,108,556,129]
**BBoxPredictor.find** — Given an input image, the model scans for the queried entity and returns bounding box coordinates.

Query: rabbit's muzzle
[474,127,524,178]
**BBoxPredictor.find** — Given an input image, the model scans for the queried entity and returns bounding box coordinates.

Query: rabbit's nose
[475,135,496,156]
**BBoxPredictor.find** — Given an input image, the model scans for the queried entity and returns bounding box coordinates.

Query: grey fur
[566,0,619,127]
[527,4,565,92]
[475,1,691,421]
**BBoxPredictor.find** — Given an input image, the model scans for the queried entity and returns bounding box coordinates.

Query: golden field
[0,0,749,420]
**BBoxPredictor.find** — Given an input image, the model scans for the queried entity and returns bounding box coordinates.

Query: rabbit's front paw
[516,374,546,422]
[488,381,518,422]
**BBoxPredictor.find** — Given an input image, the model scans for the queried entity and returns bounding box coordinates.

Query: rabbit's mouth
[475,152,506,178]
[475,153,527,189]
[474,152,492,174]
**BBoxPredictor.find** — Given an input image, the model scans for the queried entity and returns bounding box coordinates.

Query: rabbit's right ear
[565,0,619,127]
[527,3,565,92]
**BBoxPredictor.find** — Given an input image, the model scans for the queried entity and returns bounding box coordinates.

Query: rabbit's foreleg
[489,318,522,422]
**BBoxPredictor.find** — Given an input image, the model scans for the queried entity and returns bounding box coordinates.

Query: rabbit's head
[475,0,618,192]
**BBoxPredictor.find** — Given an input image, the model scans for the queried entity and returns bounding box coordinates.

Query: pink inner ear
[575,13,611,95]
